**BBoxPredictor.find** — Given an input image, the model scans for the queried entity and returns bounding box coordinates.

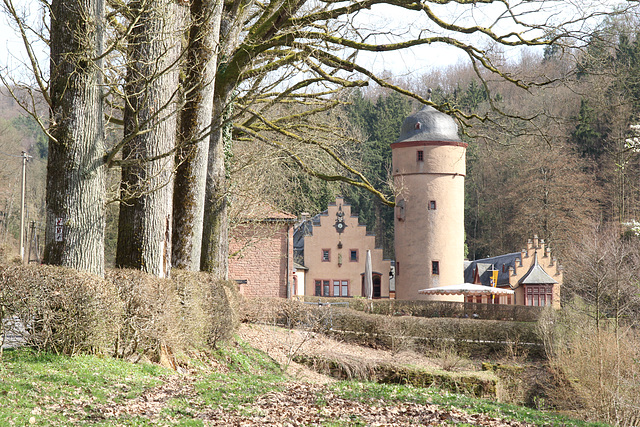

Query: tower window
[322,249,330,262]
[432,261,440,275]
[396,199,406,221]
[417,150,424,162]
[428,200,436,210]
[349,249,358,262]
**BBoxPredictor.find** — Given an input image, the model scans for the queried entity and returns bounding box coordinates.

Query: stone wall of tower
[392,141,467,300]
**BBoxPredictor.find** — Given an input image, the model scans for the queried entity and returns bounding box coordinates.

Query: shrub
[106,269,181,361]
[324,308,542,358]
[431,341,469,372]
[107,269,240,361]
[544,305,640,425]
[243,301,543,359]
[240,298,338,336]
[171,270,239,349]
[0,264,120,355]
[303,297,543,322]
[0,264,239,361]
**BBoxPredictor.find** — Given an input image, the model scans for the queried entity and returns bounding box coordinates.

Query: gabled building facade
[294,196,392,298]
[464,235,562,308]
[230,106,563,306]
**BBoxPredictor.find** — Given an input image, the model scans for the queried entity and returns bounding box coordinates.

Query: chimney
[533,234,539,248]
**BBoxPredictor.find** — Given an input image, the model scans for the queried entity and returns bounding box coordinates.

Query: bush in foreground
[0,264,238,360]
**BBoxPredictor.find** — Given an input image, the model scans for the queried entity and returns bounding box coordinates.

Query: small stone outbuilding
[228,205,296,298]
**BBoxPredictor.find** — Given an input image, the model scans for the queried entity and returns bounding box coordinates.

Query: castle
[229,106,562,306]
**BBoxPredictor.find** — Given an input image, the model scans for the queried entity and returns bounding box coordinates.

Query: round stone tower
[392,106,467,300]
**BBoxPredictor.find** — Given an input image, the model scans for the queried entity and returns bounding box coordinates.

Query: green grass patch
[0,348,169,425]
[194,338,287,416]
[0,342,611,426]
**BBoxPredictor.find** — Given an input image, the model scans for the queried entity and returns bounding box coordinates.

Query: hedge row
[302,296,543,322]
[0,265,239,360]
[243,298,543,359]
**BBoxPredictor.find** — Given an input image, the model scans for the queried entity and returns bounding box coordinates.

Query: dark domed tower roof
[395,106,461,143]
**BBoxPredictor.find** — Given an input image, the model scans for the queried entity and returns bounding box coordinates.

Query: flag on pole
[490,268,498,302]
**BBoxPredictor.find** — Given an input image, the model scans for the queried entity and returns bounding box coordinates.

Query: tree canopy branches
[1,0,635,275]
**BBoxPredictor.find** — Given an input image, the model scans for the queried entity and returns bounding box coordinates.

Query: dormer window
[415,122,422,130]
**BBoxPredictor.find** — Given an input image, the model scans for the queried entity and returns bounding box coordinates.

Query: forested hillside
[2,16,640,265]
[0,90,46,257]
[332,16,640,262]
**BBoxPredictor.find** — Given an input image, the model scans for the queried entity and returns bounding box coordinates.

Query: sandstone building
[229,105,562,306]
[293,197,392,298]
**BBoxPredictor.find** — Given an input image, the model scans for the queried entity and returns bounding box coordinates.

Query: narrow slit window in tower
[431,260,439,275]
[396,199,405,221]
[428,200,436,210]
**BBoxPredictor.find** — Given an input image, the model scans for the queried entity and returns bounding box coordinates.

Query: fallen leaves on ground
[198,382,532,426]
[88,376,532,426]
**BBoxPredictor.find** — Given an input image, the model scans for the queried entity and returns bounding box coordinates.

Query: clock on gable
[334,205,347,234]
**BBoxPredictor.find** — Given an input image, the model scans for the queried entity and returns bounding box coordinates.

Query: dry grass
[545,315,640,425]
[239,323,454,382]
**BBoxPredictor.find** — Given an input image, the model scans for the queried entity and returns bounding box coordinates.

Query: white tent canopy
[418,283,514,296]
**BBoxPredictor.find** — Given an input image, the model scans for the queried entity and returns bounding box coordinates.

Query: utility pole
[19,151,31,262]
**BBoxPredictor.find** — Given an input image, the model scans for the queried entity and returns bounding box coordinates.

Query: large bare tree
[172,0,224,271]
[115,0,182,278]
[196,0,633,276]
[43,0,106,275]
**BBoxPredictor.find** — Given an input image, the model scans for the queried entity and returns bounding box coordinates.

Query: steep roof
[238,202,297,222]
[518,252,558,285]
[464,252,521,287]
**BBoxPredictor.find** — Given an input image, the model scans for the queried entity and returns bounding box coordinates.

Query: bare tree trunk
[116,0,181,278]
[200,90,231,278]
[44,0,105,276]
[172,0,223,271]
